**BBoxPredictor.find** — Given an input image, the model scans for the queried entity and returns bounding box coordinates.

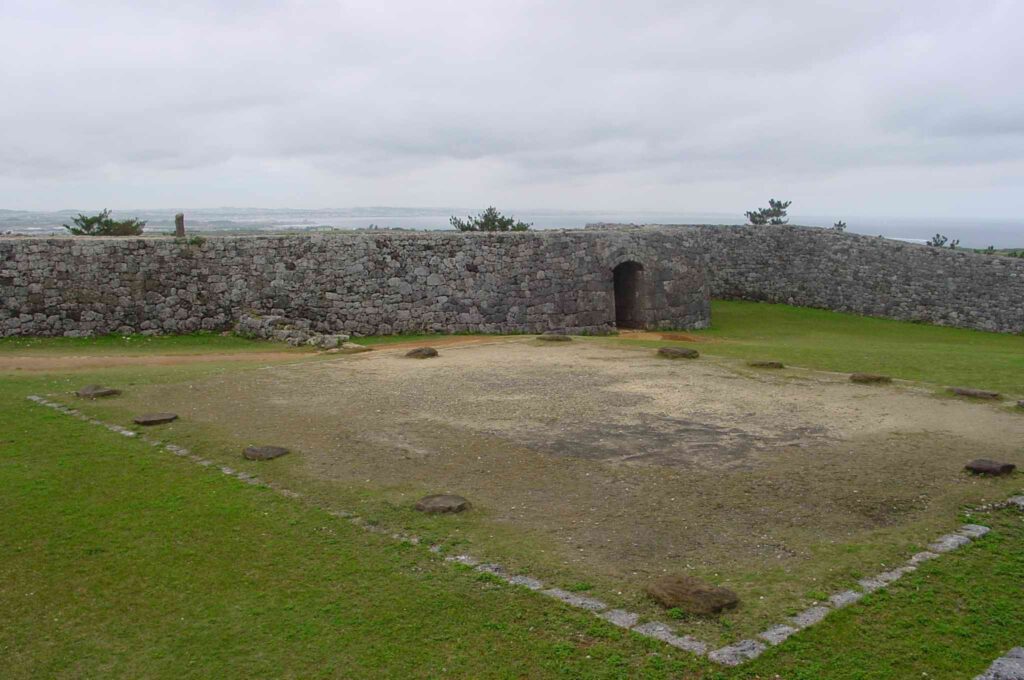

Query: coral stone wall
[0,229,710,337]
[597,224,1024,334]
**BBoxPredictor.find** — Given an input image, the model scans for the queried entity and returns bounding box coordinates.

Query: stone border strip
[974,647,1024,679]
[25,395,1021,667]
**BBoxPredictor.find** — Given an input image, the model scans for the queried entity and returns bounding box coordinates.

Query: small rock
[748,361,784,369]
[949,386,1001,400]
[958,524,991,539]
[406,347,439,359]
[415,494,470,513]
[928,533,972,553]
[537,332,572,342]
[132,413,178,426]
[1017,400,1024,409]
[307,334,348,349]
[340,342,371,353]
[645,574,738,615]
[965,459,1016,476]
[243,445,290,461]
[76,385,121,398]
[850,373,892,384]
[657,347,699,360]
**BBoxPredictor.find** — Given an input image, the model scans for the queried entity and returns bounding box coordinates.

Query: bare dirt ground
[83,337,1024,635]
[0,336,507,372]
[0,351,312,371]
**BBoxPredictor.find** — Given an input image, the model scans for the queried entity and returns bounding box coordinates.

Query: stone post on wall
[174,213,185,238]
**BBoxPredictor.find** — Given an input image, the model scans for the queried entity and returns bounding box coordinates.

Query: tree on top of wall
[450,207,531,232]
[745,199,791,226]
[926,233,960,249]
[62,209,146,236]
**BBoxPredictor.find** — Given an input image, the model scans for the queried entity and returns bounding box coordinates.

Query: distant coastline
[1,207,1021,248]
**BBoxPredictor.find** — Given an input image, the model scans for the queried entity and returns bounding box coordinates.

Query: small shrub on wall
[63,209,145,236]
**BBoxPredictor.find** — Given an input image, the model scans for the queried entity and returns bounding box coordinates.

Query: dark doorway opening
[613,261,644,328]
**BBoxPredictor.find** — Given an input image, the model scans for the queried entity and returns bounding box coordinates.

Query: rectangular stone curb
[828,590,864,608]
[908,550,940,565]
[974,646,1024,680]
[631,622,708,655]
[708,639,766,666]
[929,533,972,553]
[506,574,544,590]
[858,565,915,593]
[759,624,798,646]
[790,605,831,629]
[542,588,608,612]
[959,524,992,539]
[600,609,639,629]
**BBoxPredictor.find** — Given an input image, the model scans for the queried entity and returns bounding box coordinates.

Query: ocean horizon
[2,207,1021,249]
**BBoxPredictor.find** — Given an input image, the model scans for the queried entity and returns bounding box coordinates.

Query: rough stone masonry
[0,228,709,337]
[4,223,1024,338]
[616,224,1024,334]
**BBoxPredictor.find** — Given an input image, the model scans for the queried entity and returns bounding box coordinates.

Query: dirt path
[356,335,520,352]
[0,351,314,371]
[614,329,715,343]
[0,335,514,371]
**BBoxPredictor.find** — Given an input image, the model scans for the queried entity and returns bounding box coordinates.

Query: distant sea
[1,207,1021,248]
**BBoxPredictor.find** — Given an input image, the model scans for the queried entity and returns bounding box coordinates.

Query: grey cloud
[0,0,1022,218]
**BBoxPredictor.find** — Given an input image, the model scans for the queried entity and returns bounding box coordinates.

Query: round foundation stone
[657,347,699,359]
[132,413,178,426]
[76,385,122,398]
[850,373,892,384]
[243,445,290,461]
[415,494,470,513]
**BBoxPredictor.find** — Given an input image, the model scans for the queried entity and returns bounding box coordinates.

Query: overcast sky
[2,0,1022,220]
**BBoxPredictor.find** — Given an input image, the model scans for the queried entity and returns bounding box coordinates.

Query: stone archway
[613,261,644,329]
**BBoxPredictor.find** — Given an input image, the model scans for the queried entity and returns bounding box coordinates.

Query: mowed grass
[1,303,1023,678]
[606,301,1024,396]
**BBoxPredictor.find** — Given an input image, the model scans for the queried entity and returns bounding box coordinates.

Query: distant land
[1,207,1021,248]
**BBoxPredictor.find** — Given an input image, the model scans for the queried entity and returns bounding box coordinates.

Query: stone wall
[5,224,1021,338]
[598,224,1024,334]
[0,230,710,337]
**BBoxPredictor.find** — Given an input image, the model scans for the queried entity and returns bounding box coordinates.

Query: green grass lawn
[604,301,1024,397]
[1,302,1023,678]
